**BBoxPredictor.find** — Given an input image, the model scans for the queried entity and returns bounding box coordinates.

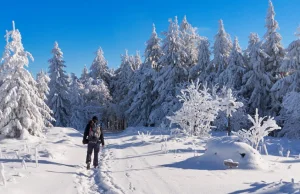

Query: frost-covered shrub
[233,108,281,149]
[167,80,220,137]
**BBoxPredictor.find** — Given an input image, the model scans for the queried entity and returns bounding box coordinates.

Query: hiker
[82,116,105,169]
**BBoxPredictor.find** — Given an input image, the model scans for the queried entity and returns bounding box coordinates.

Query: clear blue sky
[0,0,299,77]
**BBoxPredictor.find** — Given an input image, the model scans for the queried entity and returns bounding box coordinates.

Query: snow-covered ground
[1,127,300,194]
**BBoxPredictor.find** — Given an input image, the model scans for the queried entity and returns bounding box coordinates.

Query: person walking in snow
[82,116,105,169]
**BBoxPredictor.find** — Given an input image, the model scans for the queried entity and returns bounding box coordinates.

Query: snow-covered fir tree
[278,92,300,138]
[126,25,163,126]
[189,37,211,82]
[272,26,300,109]
[69,73,86,130]
[263,0,285,78]
[80,65,89,84]
[212,19,232,78]
[144,24,163,71]
[240,39,271,115]
[47,41,71,127]
[244,33,260,70]
[36,70,53,127]
[149,16,188,126]
[82,77,112,122]
[218,37,246,90]
[111,50,134,118]
[0,22,53,138]
[89,47,111,85]
[180,16,199,69]
[36,70,50,101]
[133,51,142,71]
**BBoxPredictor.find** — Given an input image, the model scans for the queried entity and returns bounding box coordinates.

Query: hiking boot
[87,163,91,170]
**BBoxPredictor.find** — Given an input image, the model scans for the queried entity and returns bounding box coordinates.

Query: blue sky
[0,0,299,77]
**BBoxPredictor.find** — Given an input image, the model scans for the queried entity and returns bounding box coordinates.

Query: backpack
[88,121,101,142]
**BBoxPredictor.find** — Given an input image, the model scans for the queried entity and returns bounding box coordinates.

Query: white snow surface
[1,127,300,194]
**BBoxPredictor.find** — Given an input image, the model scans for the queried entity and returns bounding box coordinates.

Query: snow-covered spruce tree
[111,50,134,116]
[69,73,86,130]
[180,15,199,69]
[48,41,71,127]
[218,37,246,90]
[36,70,53,127]
[0,22,53,138]
[240,40,271,115]
[89,47,111,85]
[133,51,142,71]
[263,0,285,78]
[36,70,50,102]
[80,64,89,84]
[272,26,300,111]
[212,19,232,79]
[144,24,163,71]
[244,33,260,70]
[149,16,188,126]
[82,77,112,123]
[167,80,220,137]
[278,92,300,138]
[189,37,211,82]
[263,0,285,115]
[126,25,162,126]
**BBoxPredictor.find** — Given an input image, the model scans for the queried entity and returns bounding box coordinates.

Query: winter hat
[92,116,98,122]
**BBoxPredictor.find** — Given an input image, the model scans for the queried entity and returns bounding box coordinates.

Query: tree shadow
[228,181,271,194]
[162,156,226,171]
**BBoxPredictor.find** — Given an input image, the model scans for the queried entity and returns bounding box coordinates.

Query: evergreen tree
[36,70,50,101]
[48,41,71,127]
[272,26,300,115]
[126,25,163,126]
[180,15,199,69]
[133,51,142,71]
[69,73,86,130]
[80,64,89,84]
[0,22,53,138]
[144,24,163,71]
[218,37,246,90]
[244,33,260,70]
[150,16,188,126]
[240,40,271,115]
[189,37,211,82]
[263,0,285,78]
[212,20,232,77]
[89,47,111,85]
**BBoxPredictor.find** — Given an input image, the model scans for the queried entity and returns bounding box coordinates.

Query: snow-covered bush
[167,80,220,137]
[233,108,281,150]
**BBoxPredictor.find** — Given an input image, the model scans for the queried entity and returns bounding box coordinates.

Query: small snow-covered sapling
[292,178,295,184]
[22,159,27,169]
[259,146,262,154]
[0,147,2,158]
[15,151,20,159]
[35,147,39,167]
[263,144,268,155]
[0,163,6,186]
[287,149,290,158]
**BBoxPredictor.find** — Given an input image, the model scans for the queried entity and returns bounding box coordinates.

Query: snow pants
[86,142,100,166]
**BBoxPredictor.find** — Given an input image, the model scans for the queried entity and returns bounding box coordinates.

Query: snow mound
[200,136,269,170]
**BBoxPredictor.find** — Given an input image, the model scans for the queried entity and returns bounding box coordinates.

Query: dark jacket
[83,120,105,146]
